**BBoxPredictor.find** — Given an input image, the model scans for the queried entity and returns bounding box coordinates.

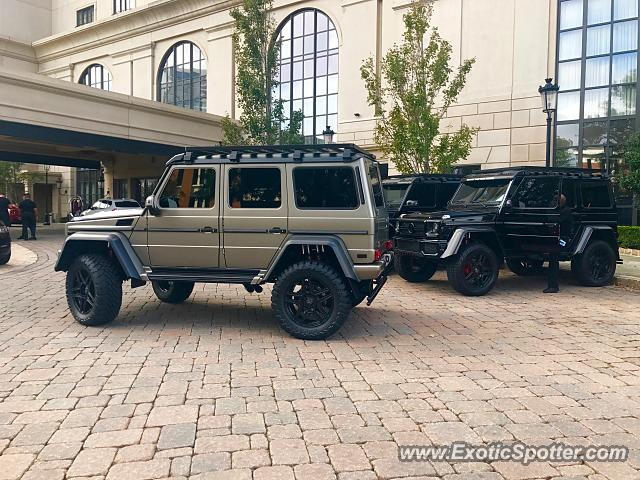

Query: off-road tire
[572,240,616,287]
[506,258,544,276]
[446,243,499,296]
[152,281,195,304]
[272,261,352,340]
[0,252,10,265]
[395,254,437,282]
[66,254,122,326]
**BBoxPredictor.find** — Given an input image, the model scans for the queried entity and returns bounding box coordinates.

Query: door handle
[200,226,217,233]
[268,227,286,234]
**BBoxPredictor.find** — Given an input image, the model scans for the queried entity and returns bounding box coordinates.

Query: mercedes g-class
[55,145,393,340]
[393,167,620,295]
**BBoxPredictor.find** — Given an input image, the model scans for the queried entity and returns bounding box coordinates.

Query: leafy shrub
[618,226,640,249]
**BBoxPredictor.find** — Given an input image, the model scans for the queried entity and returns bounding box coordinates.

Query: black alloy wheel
[446,243,499,296]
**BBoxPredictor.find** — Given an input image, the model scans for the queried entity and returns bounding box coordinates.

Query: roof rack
[466,166,608,179]
[175,143,376,163]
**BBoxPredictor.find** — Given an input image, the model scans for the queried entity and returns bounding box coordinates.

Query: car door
[502,176,561,254]
[147,165,220,268]
[222,165,288,269]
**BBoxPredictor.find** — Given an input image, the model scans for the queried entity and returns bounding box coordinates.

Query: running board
[147,268,260,284]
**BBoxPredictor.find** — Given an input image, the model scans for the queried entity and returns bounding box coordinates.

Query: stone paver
[0,229,639,480]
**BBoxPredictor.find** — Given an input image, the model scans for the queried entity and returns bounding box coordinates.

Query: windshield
[382,184,410,207]
[450,178,511,207]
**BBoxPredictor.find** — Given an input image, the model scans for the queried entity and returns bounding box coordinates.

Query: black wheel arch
[443,228,505,263]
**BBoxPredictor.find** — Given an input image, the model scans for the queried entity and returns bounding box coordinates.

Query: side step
[147,268,260,284]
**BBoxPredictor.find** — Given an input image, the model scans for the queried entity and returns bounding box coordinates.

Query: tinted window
[438,183,460,207]
[511,177,561,209]
[561,179,577,208]
[406,183,436,208]
[229,168,281,209]
[581,181,611,207]
[115,200,140,208]
[368,163,385,208]
[294,167,359,209]
[159,168,216,208]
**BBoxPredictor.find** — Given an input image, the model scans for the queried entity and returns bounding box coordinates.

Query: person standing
[0,193,10,227]
[544,194,573,294]
[18,193,38,240]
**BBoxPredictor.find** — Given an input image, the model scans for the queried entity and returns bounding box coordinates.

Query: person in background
[0,192,10,228]
[18,193,38,240]
[544,193,573,294]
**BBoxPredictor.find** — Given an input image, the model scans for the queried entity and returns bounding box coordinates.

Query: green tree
[222,0,303,145]
[0,162,24,200]
[360,1,477,173]
[617,132,640,203]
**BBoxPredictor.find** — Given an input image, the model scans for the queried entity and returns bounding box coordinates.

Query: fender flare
[54,232,147,282]
[441,227,501,259]
[572,225,617,255]
[263,235,358,281]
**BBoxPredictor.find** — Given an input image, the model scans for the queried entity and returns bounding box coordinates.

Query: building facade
[0,0,638,222]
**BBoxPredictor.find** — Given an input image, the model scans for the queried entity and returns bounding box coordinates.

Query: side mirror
[145,195,160,216]
[405,200,419,207]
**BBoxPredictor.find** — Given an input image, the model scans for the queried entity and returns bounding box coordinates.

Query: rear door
[221,165,288,269]
[502,176,561,254]
[147,165,220,268]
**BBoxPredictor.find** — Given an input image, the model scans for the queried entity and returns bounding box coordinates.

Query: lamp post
[43,164,51,225]
[538,78,559,168]
[322,125,335,144]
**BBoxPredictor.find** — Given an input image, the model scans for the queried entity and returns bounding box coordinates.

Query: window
[556,0,639,171]
[368,163,385,208]
[76,6,94,26]
[114,200,140,208]
[294,167,358,209]
[114,0,134,13]
[158,42,207,111]
[450,179,511,206]
[406,183,436,208]
[79,64,112,91]
[561,179,578,208]
[511,177,561,209]
[159,168,216,208]
[275,9,339,142]
[228,168,281,209]
[581,181,612,207]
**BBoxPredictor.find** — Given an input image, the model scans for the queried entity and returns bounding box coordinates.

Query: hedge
[618,226,640,250]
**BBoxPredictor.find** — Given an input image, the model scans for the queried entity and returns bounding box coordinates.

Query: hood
[400,208,498,225]
[72,208,144,222]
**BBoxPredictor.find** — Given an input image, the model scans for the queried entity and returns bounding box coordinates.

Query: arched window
[158,41,207,112]
[275,9,339,142]
[79,64,112,91]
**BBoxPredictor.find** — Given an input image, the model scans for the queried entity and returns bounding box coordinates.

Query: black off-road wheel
[572,240,616,287]
[446,243,499,296]
[66,254,122,326]
[506,258,544,276]
[272,261,352,340]
[152,281,195,304]
[0,252,10,265]
[395,254,437,282]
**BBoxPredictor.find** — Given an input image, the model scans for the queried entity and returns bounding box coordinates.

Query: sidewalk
[614,254,640,290]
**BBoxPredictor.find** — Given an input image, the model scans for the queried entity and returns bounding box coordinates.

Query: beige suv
[55,145,393,339]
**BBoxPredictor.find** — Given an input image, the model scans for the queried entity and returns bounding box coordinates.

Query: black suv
[382,174,460,237]
[393,167,620,295]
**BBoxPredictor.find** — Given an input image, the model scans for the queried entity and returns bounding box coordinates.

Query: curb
[614,275,640,291]
[620,247,640,257]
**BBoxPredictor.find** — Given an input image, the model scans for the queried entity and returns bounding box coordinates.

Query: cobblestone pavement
[1,229,640,480]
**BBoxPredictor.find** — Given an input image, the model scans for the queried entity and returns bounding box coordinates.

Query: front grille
[397,220,426,237]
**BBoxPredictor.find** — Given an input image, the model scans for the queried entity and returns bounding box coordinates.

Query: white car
[80,198,141,217]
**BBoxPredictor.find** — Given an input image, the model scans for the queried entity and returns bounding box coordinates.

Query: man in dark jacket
[18,193,38,240]
[544,194,574,293]
[0,193,9,227]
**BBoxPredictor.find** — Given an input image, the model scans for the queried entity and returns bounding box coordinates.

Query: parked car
[55,144,394,340]
[383,174,460,237]
[0,221,11,265]
[393,167,620,295]
[80,198,141,217]
[8,201,21,226]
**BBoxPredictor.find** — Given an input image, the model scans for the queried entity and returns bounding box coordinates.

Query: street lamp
[43,164,51,225]
[322,125,335,144]
[538,78,559,168]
